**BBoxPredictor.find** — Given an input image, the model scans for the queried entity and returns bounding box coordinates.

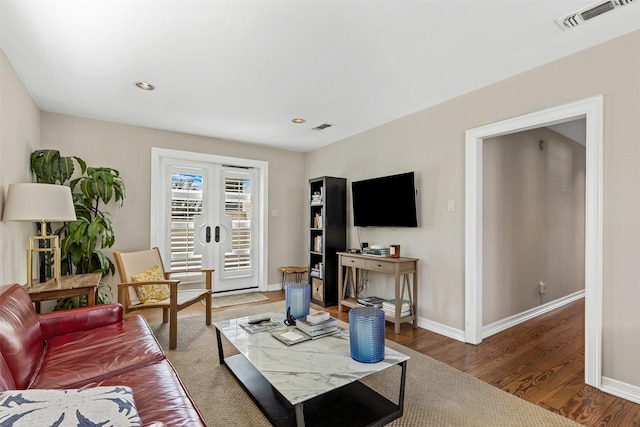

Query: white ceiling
[1,1,639,152]
[549,120,587,145]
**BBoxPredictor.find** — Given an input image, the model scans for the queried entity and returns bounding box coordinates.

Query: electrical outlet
[539,281,547,295]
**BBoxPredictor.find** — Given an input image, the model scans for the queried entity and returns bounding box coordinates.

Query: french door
[151,148,266,293]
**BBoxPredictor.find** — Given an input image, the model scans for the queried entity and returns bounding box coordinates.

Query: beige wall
[0,48,41,285]
[39,113,306,293]
[305,30,640,386]
[483,127,585,325]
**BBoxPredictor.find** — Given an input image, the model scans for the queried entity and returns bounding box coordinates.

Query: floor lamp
[2,183,77,288]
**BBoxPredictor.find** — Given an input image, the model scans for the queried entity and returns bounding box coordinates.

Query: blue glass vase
[349,306,385,363]
[285,283,311,319]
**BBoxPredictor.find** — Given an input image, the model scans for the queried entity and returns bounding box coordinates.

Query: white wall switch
[272,209,279,217]
[447,200,455,212]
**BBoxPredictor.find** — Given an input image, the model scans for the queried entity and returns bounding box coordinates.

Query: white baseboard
[259,287,583,346]
[266,283,283,292]
[417,317,466,342]
[482,290,585,339]
[602,377,640,404]
[285,289,583,345]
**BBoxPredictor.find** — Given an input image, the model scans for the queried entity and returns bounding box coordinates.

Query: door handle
[206,226,211,243]
[215,226,220,243]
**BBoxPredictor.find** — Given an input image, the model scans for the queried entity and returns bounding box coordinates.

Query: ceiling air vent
[556,0,634,30]
[312,123,333,131]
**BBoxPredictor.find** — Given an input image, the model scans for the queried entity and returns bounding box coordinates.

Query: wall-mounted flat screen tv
[352,172,418,227]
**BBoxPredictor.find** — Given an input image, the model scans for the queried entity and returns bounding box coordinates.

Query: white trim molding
[464,95,604,389]
[483,291,585,339]
[602,377,640,405]
[417,316,466,343]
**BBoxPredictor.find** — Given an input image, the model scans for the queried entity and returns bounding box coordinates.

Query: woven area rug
[209,292,268,308]
[150,301,581,427]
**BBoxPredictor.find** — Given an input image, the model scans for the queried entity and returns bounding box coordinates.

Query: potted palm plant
[30,149,126,308]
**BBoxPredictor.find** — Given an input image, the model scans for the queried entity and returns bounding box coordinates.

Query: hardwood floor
[139,291,640,426]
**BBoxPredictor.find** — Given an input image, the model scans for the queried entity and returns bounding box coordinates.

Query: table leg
[34,301,41,314]
[394,273,401,334]
[87,287,96,306]
[216,328,226,366]
[354,267,360,296]
[294,403,305,427]
[338,259,343,313]
[397,360,407,414]
[413,267,418,329]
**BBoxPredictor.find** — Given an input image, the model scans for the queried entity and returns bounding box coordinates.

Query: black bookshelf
[308,176,346,307]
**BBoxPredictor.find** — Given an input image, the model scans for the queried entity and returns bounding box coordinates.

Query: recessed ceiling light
[291,118,305,124]
[135,81,156,91]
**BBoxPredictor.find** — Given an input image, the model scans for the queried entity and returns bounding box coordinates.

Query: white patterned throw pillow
[0,386,142,426]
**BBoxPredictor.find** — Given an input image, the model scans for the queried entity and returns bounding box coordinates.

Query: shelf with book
[308,177,346,307]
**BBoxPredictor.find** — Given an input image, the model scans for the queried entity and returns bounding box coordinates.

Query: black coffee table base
[218,329,407,427]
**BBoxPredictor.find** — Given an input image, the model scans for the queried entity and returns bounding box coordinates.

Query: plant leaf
[74,156,87,174]
[57,157,75,183]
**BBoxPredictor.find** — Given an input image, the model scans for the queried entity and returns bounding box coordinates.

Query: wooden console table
[26,272,103,313]
[337,252,418,334]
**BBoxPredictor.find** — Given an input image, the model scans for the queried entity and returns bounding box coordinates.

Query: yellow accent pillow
[131,264,170,303]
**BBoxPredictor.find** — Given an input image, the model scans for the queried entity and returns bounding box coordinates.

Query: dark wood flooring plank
[537,369,587,412]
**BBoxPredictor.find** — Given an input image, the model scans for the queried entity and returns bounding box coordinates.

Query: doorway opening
[465,96,603,388]
[481,121,585,335]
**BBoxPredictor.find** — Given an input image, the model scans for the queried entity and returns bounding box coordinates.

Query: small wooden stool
[279,266,309,291]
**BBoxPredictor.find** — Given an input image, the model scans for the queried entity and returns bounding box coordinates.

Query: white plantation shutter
[223,176,252,274]
[170,173,203,273]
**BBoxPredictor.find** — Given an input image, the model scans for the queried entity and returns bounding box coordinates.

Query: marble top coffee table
[215,311,409,427]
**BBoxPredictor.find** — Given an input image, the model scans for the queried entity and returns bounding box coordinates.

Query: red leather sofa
[0,283,206,426]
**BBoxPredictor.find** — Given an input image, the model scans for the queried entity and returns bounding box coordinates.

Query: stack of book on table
[362,247,390,257]
[357,296,385,308]
[382,299,411,317]
[271,312,341,345]
[295,313,339,338]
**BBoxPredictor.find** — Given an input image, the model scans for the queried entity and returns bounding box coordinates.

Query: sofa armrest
[37,304,124,340]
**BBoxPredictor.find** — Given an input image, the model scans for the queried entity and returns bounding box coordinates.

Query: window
[170,172,203,273]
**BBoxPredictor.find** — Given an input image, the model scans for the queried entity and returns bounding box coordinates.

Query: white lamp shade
[2,183,77,222]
